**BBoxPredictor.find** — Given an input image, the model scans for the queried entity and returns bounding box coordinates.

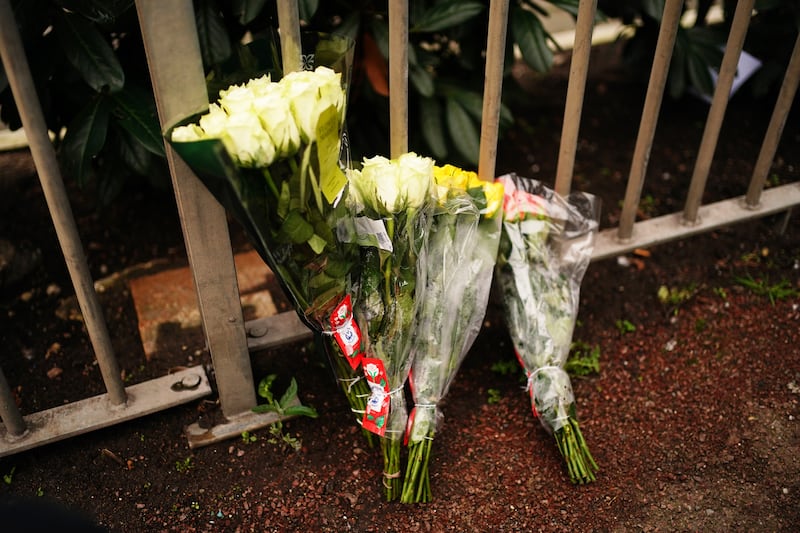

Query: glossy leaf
[299,0,320,21]
[57,0,133,24]
[281,209,315,244]
[445,98,479,165]
[55,12,124,93]
[448,87,513,129]
[409,64,434,97]
[111,85,165,157]
[419,97,447,159]
[511,5,553,74]
[61,95,112,186]
[232,0,267,25]
[411,1,485,33]
[283,405,319,418]
[113,126,152,177]
[195,0,233,68]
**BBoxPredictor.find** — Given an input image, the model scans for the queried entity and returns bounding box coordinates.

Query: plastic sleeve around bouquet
[406,193,502,444]
[164,32,357,336]
[495,173,599,432]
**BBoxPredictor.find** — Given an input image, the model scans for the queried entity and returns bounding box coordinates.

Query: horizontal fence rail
[1,0,798,458]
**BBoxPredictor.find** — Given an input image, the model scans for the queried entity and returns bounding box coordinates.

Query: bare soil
[1,50,799,532]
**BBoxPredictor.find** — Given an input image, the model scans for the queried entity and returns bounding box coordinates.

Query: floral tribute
[166,34,374,438]
[344,152,435,501]
[400,165,504,503]
[495,173,600,484]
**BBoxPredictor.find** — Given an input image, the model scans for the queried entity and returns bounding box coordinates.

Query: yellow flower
[482,181,504,219]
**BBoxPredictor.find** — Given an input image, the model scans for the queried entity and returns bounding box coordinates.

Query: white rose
[223,111,276,167]
[171,123,205,142]
[198,104,229,137]
[244,75,273,96]
[253,83,301,157]
[282,67,344,142]
[218,84,255,115]
[397,152,434,210]
[361,155,402,213]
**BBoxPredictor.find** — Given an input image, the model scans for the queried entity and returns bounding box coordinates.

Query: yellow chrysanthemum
[482,181,504,219]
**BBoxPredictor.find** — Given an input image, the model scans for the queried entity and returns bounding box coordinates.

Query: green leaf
[445,98,479,165]
[419,97,447,159]
[57,0,134,24]
[333,11,361,41]
[409,64,435,97]
[279,378,299,408]
[251,404,280,414]
[283,405,319,418]
[112,126,152,176]
[55,12,125,93]
[411,1,485,33]
[511,6,554,74]
[257,374,277,402]
[307,234,327,254]
[232,0,267,25]
[641,0,666,21]
[299,0,319,21]
[371,19,390,59]
[60,95,112,186]
[195,0,233,68]
[110,85,165,157]
[280,209,315,244]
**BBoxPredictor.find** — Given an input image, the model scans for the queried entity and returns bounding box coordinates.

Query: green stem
[554,417,598,484]
[262,167,280,202]
[382,438,402,501]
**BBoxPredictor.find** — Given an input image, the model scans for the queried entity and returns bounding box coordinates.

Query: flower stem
[381,438,402,501]
[554,417,598,484]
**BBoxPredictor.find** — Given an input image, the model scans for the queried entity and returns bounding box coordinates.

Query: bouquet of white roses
[167,34,374,436]
[495,173,600,484]
[345,152,435,501]
[401,165,504,503]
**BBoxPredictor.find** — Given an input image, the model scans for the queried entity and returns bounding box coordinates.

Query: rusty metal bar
[478,0,510,182]
[277,0,302,73]
[554,0,597,197]
[136,0,256,418]
[745,32,800,208]
[389,0,409,158]
[683,0,755,224]
[617,0,684,241]
[0,0,126,407]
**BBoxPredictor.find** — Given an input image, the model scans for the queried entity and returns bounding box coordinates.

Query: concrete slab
[128,249,292,359]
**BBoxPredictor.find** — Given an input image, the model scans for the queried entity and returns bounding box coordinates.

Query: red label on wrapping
[329,295,363,369]
[361,357,390,436]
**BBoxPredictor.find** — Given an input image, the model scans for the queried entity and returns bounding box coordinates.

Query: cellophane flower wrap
[166,34,373,436]
[495,173,600,484]
[400,165,504,503]
[345,153,435,501]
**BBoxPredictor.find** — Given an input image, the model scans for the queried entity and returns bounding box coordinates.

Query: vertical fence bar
[389,0,409,158]
[136,0,256,418]
[478,0,510,182]
[745,32,800,208]
[618,0,684,241]
[554,0,597,197]
[0,368,25,437]
[683,0,755,224]
[0,0,126,406]
[277,0,302,73]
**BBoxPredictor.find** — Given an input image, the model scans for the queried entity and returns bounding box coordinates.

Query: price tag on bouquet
[329,295,363,369]
[361,358,391,436]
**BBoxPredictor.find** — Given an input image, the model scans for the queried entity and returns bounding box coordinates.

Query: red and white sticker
[361,358,390,436]
[329,295,363,370]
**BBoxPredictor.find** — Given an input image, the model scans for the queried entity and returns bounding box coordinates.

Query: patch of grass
[734,274,798,305]
[175,456,194,473]
[565,341,601,377]
[657,284,696,307]
[3,466,15,485]
[490,359,520,377]
[241,431,257,444]
[487,388,502,404]
[615,319,636,335]
[713,286,728,300]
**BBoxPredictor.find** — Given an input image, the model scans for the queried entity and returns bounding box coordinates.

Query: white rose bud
[361,155,402,213]
[198,104,229,137]
[397,152,434,210]
[253,83,301,158]
[223,111,276,167]
[171,123,205,142]
[282,67,344,142]
[218,84,255,115]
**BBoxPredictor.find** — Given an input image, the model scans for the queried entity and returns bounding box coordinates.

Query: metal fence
[1,0,798,457]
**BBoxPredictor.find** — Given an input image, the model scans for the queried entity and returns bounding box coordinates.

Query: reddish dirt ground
[1,50,799,531]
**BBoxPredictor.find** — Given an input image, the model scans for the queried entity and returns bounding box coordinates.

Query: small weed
[487,388,502,404]
[36,487,43,497]
[175,456,194,473]
[565,341,601,377]
[694,318,708,333]
[657,284,696,307]
[615,319,636,335]
[3,466,15,485]
[768,173,780,187]
[490,359,520,377]
[190,501,200,510]
[253,374,318,452]
[713,287,728,300]
[241,431,257,444]
[734,274,798,305]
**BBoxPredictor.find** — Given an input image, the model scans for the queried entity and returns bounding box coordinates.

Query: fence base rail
[0,366,211,457]
[593,182,800,261]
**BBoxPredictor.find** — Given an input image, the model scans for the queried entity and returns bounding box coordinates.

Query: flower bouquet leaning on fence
[495,173,600,484]
[400,165,504,503]
[166,34,373,435]
[345,153,435,501]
